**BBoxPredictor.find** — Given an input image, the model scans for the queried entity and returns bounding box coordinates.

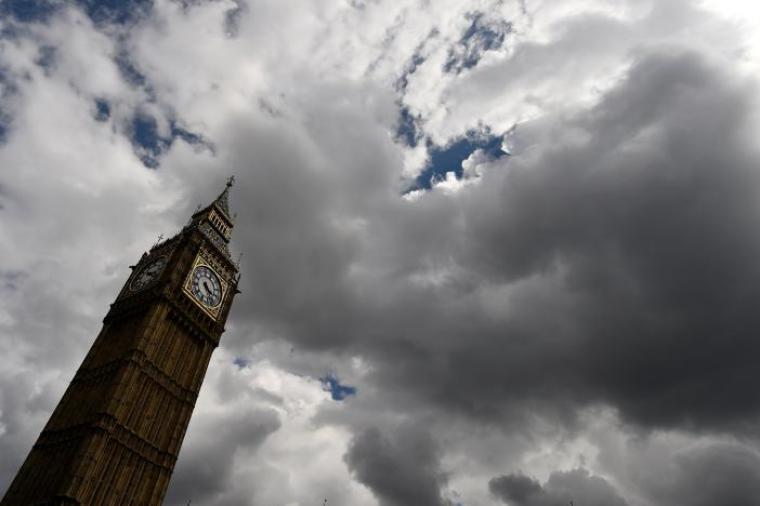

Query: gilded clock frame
[183,254,229,320]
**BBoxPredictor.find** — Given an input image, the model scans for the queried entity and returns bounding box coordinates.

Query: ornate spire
[212,176,234,219]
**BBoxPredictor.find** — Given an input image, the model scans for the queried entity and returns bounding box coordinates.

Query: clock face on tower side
[130,256,168,291]
[190,265,223,308]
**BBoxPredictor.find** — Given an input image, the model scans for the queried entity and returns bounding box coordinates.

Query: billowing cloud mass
[345,425,447,506]
[490,469,628,506]
[2,0,760,505]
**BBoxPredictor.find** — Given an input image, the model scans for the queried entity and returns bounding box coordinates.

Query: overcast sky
[3,1,760,505]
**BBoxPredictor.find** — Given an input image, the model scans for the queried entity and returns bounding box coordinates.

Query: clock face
[191,265,223,307]
[130,257,168,291]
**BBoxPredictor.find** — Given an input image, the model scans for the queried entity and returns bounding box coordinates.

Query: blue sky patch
[320,374,357,401]
[171,123,205,147]
[233,356,250,369]
[411,130,507,191]
[444,12,511,74]
[130,113,211,168]
[115,51,147,88]
[0,70,15,145]
[394,28,438,92]
[131,114,167,168]
[0,105,9,144]
[1,270,28,291]
[94,99,110,121]
[395,49,426,92]
[1,0,151,25]
[396,106,420,147]
[78,0,152,25]
[35,45,56,73]
[1,0,58,23]
[224,0,246,37]
[171,121,215,154]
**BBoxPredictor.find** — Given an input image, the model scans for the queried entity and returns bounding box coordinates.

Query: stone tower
[1,179,240,505]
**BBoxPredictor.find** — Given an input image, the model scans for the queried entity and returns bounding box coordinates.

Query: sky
[2,1,760,505]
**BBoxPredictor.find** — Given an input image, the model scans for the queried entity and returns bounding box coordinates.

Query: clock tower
[2,179,240,505]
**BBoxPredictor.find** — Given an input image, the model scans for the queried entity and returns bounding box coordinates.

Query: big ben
[2,178,240,505]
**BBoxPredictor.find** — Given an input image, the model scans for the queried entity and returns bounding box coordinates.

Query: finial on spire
[212,176,235,219]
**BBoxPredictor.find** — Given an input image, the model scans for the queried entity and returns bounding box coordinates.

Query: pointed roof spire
[213,175,234,219]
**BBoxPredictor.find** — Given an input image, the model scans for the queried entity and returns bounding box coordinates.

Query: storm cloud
[345,426,447,506]
[362,49,760,432]
[490,469,628,506]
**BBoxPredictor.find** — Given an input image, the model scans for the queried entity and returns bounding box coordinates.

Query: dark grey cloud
[224,45,760,438]
[642,443,760,506]
[345,425,447,506]
[194,41,760,499]
[490,469,628,506]
[201,44,760,506]
[436,49,760,431]
[164,407,280,506]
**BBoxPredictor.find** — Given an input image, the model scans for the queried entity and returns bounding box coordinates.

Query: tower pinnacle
[212,176,235,219]
[1,184,240,505]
